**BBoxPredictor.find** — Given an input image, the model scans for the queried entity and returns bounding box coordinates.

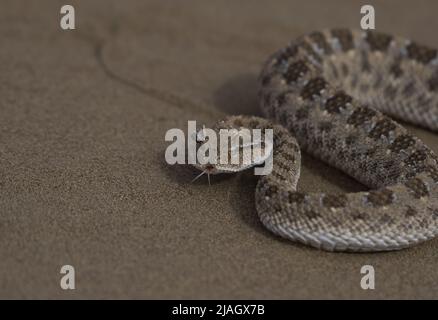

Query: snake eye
[196,130,206,143]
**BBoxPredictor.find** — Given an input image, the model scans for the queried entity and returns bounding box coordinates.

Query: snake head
[191,117,273,181]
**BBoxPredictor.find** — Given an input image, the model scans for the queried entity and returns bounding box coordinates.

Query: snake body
[203,29,438,251]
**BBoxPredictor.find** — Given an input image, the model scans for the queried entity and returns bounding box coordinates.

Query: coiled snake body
[196,29,438,252]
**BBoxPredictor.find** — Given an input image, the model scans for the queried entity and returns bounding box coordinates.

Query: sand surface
[1,0,438,298]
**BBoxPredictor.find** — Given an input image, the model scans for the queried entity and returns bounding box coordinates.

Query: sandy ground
[1,0,438,299]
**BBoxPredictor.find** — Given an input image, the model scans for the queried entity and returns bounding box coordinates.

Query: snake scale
[195,29,438,252]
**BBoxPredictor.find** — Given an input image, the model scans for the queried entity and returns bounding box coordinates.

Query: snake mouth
[191,163,219,185]
[205,164,215,172]
[192,162,219,174]
[203,163,222,175]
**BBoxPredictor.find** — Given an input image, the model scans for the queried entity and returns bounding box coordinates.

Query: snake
[192,29,438,252]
